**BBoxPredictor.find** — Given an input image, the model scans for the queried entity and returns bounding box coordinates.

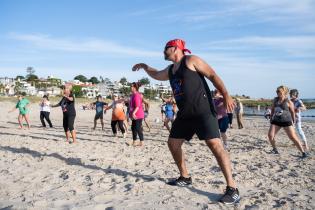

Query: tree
[139,77,150,85]
[26,74,38,82]
[119,77,128,85]
[88,76,100,84]
[119,86,130,96]
[15,75,25,81]
[26,66,35,76]
[72,85,83,97]
[74,75,87,83]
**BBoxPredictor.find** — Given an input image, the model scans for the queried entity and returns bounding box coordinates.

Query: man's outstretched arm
[132,63,169,81]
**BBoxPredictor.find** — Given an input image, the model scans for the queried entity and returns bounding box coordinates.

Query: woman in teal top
[9,92,31,129]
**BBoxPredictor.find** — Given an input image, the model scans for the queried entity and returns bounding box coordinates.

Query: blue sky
[0,0,314,98]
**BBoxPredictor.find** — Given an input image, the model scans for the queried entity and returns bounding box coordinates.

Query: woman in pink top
[129,82,145,146]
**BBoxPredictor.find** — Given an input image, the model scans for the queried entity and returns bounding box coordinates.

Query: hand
[132,63,148,71]
[223,95,235,113]
[132,113,137,120]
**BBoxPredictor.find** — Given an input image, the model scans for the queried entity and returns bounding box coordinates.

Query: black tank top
[168,56,216,119]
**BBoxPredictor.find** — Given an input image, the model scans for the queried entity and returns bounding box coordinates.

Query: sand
[0,100,314,210]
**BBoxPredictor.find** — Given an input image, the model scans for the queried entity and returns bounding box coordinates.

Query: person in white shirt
[39,95,53,128]
[235,98,244,129]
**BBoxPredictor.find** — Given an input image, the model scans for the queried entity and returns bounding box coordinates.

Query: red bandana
[165,39,191,54]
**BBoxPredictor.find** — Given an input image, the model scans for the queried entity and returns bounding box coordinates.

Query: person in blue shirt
[92,95,108,130]
[161,93,176,132]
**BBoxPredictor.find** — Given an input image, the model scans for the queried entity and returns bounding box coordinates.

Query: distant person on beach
[160,93,175,132]
[235,98,244,129]
[268,85,307,157]
[264,107,271,120]
[51,85,77,143]
[39,95,53,128]
[290,89,309,151]
[227,110,233,128]
[105,94,126,138]
[132,38,240,204]
[129,82,145,146]
[160,102,166,122]
[142,96,151,132]
[9,92,31,129]
[92,95,107,130]
[213,89,229,149]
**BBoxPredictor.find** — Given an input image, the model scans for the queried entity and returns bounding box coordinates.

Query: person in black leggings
[39,95,53,128]
[52,86,77,143]
[129,82,144,146]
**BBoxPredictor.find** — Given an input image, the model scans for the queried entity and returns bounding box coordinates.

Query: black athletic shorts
[94,112,103,120]
[169,113,220,141]
[271,120,292,127]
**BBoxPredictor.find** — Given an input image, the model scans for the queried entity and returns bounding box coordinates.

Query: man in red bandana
[132,38,240,205]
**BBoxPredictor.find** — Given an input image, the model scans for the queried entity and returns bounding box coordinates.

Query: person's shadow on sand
[0,145,221,203]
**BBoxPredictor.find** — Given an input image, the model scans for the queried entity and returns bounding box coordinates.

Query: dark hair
[131,82,142,91]
[21,92,26,97]
[290,89,299,97]
[43,95,49,100]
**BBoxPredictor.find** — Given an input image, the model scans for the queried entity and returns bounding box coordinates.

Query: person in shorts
[132,38,240,205]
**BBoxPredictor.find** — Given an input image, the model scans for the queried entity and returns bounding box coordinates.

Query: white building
[0,77,16,95]
[18,81,37,95]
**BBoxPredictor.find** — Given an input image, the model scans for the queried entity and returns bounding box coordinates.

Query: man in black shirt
[132,39,239,205]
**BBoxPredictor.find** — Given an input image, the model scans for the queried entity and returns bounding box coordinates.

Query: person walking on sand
[51,86,77,143]
[227,110,234,128]
[235,98,244,129]
[105,94,126,138]
[9,92,31,129]
[160,93,175,132]
[129,82,145,146]
[142,96,151,132]
[132,38,240,204]
[39,95,53,128]
[268,85,308,158]
[290,89,309,151]
[213,89,230,150]
[92,95,107,130]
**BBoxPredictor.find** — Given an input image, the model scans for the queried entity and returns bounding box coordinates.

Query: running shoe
[219,186,240,205]
[271,148,279,154]
[301,152,309,159]
[167,176,192,186]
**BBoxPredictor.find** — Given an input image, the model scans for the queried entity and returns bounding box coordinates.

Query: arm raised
[132,63,169,81]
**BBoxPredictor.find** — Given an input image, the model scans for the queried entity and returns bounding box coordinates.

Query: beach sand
[0,101,314,210]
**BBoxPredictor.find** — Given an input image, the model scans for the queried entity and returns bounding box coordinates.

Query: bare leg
[221,132,227,146]
[18,114,23,129]
[70,130,77,143]
[268,125,281,149]
[65,131,70,142]
[164,119,171,132]
[206,138,236,188]
[93,119,97,130]
[168,138,189,178]
[101,119,104,130]
[144,119,151,132]
[284,126,304,153]
[24,114,31,129]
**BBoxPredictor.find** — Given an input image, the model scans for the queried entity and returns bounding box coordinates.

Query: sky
[0,0,314,98]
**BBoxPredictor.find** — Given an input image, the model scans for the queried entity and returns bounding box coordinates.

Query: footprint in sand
[59,171,69,180]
